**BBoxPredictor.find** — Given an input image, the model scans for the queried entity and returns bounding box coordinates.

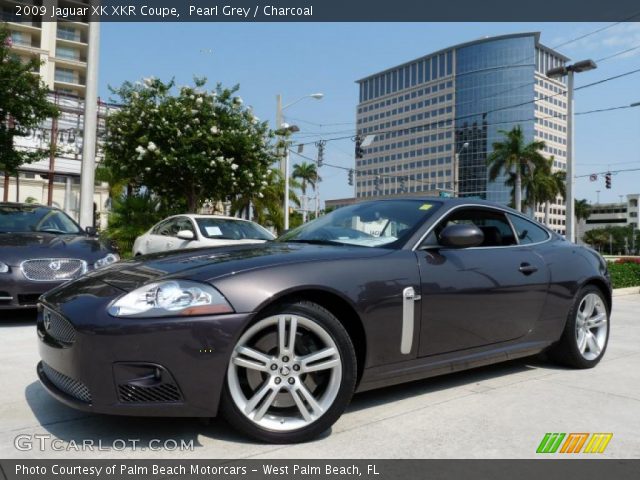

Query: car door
[416,207,549,357]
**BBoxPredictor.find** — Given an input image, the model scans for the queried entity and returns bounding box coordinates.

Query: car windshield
[0,205,82,234]
[279,199,441,248]
[195,218,275,241]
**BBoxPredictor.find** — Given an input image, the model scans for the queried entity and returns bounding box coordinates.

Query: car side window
[423,208,517,248]
[154,219,178,236]
[175,218,196,236]
[507,214,550,244]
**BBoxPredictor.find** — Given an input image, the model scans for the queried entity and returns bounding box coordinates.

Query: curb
[612,287,640,297]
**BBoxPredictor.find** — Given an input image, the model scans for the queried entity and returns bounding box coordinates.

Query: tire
[220,301,357,443]
[548,285,610,369]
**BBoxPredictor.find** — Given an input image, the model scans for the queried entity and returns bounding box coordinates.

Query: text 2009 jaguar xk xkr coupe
[37,198,611,443]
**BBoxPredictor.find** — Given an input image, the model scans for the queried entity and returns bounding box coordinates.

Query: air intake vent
[41,362,92,404]
[118,383,182,403]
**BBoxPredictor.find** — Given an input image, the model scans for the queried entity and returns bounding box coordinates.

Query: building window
[55,67,78,84]
[56,46,80,61]
[57,26,81,42]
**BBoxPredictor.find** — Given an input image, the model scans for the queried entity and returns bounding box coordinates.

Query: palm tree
[292,162,320,222]
[231,169,300,235]
[487,126,547,212]
[519,158,566,225]
[575,198,591,223]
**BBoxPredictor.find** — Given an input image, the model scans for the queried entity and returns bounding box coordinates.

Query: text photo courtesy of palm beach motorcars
[2,1,640,462]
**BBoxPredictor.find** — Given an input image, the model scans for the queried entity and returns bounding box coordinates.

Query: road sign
[589,174,597,182]
[439,191,453,198]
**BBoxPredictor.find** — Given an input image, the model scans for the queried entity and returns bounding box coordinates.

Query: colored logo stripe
[536,433,565,453]
[584,433,613,454]
[560,433,589,453]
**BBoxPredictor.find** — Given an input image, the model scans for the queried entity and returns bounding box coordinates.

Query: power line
[596,43,640,63]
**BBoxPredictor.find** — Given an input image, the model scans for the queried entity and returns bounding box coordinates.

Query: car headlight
[94,253,120,270]
[107,280,233,318]
[0,261,8,273]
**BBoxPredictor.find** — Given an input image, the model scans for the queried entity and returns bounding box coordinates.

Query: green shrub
[608,262,640,289]
[103,194,175,258]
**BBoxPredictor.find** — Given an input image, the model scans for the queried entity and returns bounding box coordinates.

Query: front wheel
[548,285,610,369]
[220,301,357,443]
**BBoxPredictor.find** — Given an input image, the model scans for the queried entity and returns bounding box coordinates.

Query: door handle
[518,263,538,275]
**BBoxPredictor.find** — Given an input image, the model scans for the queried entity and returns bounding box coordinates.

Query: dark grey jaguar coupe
[37,198,611,443]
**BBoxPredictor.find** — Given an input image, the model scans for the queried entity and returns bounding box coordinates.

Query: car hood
[86,242,392,292]
[0,232,112,266]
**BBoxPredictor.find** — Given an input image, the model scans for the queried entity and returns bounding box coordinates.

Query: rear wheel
[549,285,610,368]
[221,301,356,443]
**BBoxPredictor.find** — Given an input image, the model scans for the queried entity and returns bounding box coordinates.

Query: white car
[132,214,275,256]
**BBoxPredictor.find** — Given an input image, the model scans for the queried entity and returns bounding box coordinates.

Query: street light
[547,59,597,243]
[275,123,300,232]
[453,142,469,196]
[275,93,324,174]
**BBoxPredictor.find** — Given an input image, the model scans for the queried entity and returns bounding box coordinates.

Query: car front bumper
[0,269,64,310]
[37,286,250,417]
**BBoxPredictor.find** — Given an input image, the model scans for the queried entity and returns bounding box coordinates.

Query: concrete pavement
[0,295,638,459]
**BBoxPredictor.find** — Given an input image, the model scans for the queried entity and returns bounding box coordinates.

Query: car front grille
[21,258,87,282]
[118,383,182,403]
[41,362,92,404]
[42,308,76,345]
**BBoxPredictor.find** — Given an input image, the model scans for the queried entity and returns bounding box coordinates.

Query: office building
[355,33,569,234]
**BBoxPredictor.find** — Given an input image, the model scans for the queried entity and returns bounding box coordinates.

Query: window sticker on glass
[205,226,223,236]
[419,204,433,210]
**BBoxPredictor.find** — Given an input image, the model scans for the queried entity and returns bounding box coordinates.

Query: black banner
[1,460,640,480]
[2,0,640,22]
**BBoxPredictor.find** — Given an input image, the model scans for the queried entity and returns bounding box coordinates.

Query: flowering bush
[615,257,640,264]
[103,77,276,212]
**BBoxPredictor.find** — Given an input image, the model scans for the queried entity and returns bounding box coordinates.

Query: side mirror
[439,224,484,248]
[177,230,195,241]
[85,226,98,237]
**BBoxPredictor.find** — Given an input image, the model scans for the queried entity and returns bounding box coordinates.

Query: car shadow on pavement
[24,382,255,451]
[346,356,564,414]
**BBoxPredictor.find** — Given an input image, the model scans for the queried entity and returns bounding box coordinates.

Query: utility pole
[79,21,100,229]
[275,94,284,174]
[47,92,59,206]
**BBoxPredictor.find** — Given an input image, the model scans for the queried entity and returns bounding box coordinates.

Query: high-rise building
[2,2,109,224]
[355,33,569,234]
[2,0,90,98]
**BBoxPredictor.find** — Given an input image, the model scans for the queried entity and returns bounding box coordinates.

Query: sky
[99,22,640,206]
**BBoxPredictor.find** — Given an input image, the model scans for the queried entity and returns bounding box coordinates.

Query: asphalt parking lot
[1,295,638,459]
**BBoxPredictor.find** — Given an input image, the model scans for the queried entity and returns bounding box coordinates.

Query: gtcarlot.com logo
[14,434,195,452]
[536,433,613,454]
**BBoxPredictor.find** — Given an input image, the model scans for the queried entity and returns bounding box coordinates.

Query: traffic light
[348,169,354,186]
[605,172,612,189]
[355,135,365,159]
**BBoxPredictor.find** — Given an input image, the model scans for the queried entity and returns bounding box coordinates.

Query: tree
[487,126,547,212]
[582,225,638,255]
[103,77,277,212]
[0,26,59,201]
[231,168,300,234]
[519,157,566,225]
[575,198,591,222]
[292,161,320,222]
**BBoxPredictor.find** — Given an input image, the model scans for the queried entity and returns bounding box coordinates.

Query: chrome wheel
[227,314,342,432]
[575,293,608,361]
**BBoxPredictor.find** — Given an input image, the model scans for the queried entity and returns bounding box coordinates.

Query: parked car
[37,198,611,443]
[132,214,275,256]
[0,203,119,310]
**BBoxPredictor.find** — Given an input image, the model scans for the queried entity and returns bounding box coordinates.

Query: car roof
[168,214,256,223]
[353,196,522,213]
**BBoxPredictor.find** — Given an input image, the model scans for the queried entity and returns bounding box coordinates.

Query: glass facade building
[355,33,570,234]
